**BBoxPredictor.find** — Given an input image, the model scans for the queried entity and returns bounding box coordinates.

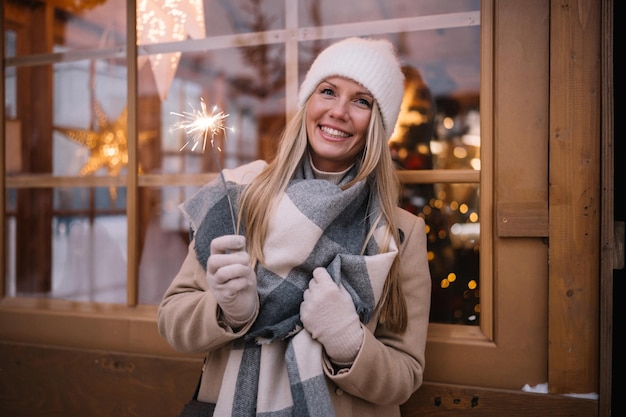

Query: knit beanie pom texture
[298,37,405,138]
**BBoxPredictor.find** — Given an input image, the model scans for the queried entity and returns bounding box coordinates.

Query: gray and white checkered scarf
[181,157,398,416]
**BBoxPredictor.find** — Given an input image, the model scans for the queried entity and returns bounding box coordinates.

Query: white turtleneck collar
[309,154,354,185]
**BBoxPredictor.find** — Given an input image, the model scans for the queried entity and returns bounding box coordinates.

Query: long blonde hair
[236,101,408,332]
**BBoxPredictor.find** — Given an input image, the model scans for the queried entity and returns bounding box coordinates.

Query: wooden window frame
[0,0,489,354]
[6,0,595,395]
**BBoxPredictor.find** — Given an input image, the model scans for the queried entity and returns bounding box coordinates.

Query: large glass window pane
[4,0,130,302]
[137,186,193,305]
[53,59,129,179]
[138,44,286,174]
[299,0,480,26]
[420,182,480,325]
[202,0,286,37]
[5,185,127,302]
[136,41,287,304]
[51,214,128,303]
[45,0,126,54]
[4,0,482,326]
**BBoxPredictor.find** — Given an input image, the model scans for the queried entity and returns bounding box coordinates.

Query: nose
[328,99,350,120]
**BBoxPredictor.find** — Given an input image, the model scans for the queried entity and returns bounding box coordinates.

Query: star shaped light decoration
[136,0,206,101]
[55,100,156,200]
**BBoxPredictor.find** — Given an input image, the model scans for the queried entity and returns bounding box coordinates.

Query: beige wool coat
[158,207,431,417]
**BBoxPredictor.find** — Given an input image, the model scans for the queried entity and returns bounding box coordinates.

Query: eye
[320,87,335,96]
[355,97,373,108]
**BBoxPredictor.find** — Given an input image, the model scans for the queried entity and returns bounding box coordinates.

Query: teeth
[321,126,349,138]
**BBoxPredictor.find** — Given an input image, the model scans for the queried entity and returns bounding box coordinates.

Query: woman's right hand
[206,235,258,325]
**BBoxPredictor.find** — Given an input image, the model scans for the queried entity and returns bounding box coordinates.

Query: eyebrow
[321,79,373,99]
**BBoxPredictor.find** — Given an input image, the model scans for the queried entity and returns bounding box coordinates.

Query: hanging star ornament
[136,0,206,100]
[55,100,156,200]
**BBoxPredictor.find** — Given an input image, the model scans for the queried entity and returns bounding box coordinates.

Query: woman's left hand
[300,267,363,365]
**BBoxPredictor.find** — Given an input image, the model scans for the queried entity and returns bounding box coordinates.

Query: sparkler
[171,98,237,234]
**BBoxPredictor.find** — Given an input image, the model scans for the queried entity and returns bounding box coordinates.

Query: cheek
[353,114,371,137]
[353,138,367,154]
[305,102,322,125]
[305,112,317,138]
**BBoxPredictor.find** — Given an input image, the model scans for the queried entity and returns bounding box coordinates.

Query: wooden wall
[0,342,597,417]
[0,342,201,417]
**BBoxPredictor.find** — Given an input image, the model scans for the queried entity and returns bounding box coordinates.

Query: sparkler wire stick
[208,128,237,234]
[172,99,237,234]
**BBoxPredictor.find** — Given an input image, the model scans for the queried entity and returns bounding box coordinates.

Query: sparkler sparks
[172,98,232,152]
[171,98,237,234]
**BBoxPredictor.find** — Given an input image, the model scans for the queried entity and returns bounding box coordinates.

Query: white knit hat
[298,37,405,138]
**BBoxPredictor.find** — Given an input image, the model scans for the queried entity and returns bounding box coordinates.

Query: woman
[158,37,431,417]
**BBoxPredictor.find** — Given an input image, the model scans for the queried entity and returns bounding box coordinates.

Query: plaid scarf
[181,158,398,416]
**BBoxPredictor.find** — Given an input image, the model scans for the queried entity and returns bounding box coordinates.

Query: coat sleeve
[325,208,432,405]
[157,240,258,354]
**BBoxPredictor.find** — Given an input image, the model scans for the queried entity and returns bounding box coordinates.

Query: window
[3,0,481,327]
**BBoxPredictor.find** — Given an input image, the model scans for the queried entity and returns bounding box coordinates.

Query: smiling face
[305,76,374,172]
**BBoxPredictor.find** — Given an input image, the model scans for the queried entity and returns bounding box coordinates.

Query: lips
[320,125,350,139]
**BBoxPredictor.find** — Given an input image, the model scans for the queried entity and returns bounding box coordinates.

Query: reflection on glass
[53,187,126,212]
[53,59,130,180]
[2,0,126,57]
[202,0,286,37]
[390,60,480,325]
[4,29,17,119]
[48,0,127,53]
[4,1,482,326]
[390,66,436,171]
[139,45,286,175]
[418,183,480,325]
[299,0,479,28]
[5,185,127,302]
[135,44,288,303]
[5,185,127,300]
[50,215,128,303]
[138,187,191,305]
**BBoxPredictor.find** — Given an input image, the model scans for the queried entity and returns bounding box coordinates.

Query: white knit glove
[300,267,364,365]
[206,235,258,328]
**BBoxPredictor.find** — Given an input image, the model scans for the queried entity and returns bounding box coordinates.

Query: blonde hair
[236,101,408,332]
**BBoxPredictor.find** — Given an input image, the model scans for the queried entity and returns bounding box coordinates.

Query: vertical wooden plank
[16,3,54,293]
[598,0,614,415]
[0,0,5,298]
[549,0,601,394]
[127,0,139,306]
[479,0,494,341]
[285,0,298,119]
[490,0,550,386]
